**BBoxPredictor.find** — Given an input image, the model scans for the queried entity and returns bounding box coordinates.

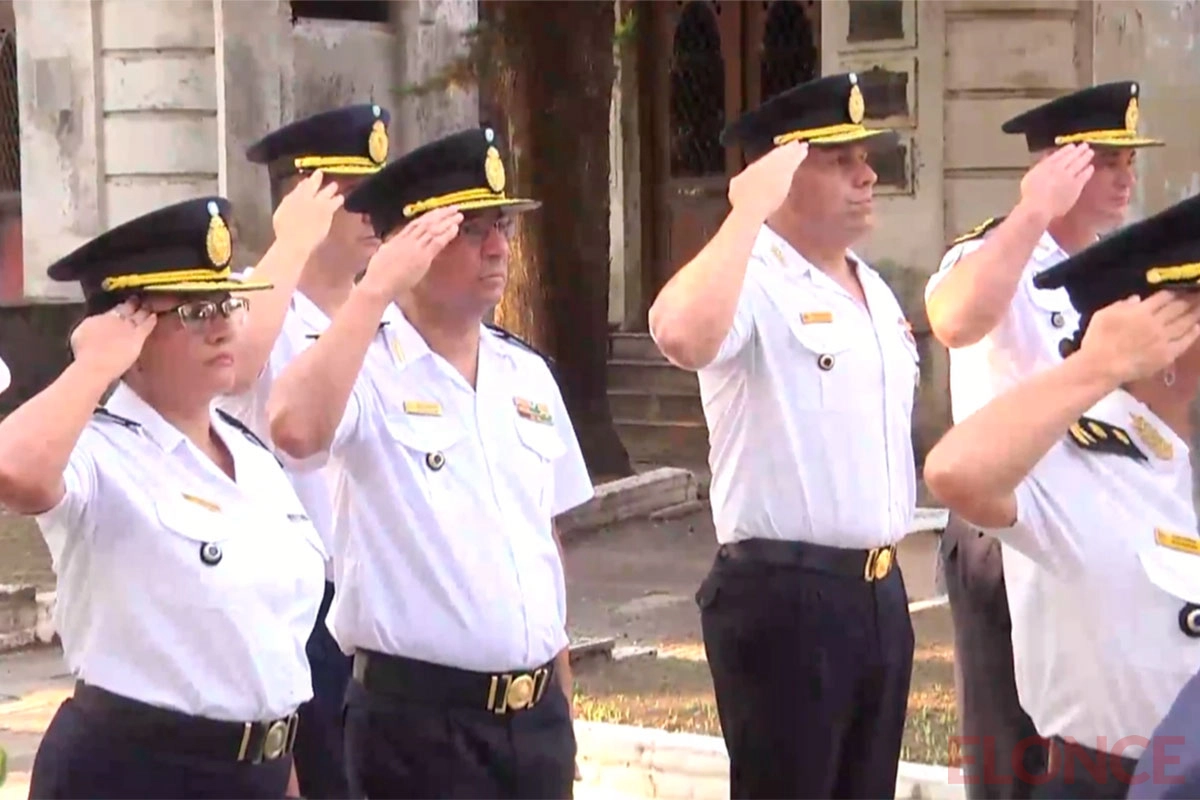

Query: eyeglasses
[156,297,250,330]
[458,215,516,243]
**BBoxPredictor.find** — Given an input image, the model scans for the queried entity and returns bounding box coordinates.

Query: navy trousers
[343,658,576,799]
[697,541,915,799]
[1130,669,1200,799]
[294,581,353,799]
[28,694,291,799]
[941,516,1047,800]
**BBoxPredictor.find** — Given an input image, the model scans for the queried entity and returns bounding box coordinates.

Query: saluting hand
[1017,143,1095,223]
[70,298,157,380]
[1081,291,1200,384]
[727,140,809,221]
[358,206,463,299]
[272,169,345,258]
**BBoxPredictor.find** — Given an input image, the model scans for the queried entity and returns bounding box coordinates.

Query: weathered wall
[1092,1,1200,215]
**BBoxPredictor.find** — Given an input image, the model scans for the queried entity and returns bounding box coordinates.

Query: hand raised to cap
[271,170,345,258]
[1018,143,1095,223]
[358,206,464,299]
[1081,291,1200,385]
[70,298,158,381]
[727,140,809,221]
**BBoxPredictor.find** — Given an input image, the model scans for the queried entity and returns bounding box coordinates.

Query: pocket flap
[154,494,232,544]
[383,414,467,453]
[514,418,566,461]
[1138,547,1200,605]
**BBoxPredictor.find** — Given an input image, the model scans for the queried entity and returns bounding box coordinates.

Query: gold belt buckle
[261,718,291,760]
[487,667,552,714]
[863,545,895,582]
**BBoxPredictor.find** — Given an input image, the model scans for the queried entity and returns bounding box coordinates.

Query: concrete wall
[1092,1,1200,216]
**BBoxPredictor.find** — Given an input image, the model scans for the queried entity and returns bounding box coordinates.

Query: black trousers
[343,655,576,799]
[941,515,1047,800]
[28,690,292,799]
[697,540,915,799]
[295,580,353,799]
[1032,738,1140,800]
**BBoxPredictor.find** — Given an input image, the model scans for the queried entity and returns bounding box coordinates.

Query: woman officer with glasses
[0,197,327,799]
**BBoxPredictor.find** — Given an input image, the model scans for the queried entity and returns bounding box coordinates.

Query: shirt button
[1050,312,1065,328]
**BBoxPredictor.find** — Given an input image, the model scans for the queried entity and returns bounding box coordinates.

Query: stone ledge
[0,589,56,653]
[575,721,964,800]
[561,468,697,538]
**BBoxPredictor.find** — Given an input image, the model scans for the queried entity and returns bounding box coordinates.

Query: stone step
[614,419,710,466]
[648,498,708,522]
[608,332,667,362]
[607,360,700,395]
[607,389,704,425]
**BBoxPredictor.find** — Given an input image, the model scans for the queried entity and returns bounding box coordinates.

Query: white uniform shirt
[37,383,327,721]
[218,283,342,581]
[0,353,10,394]
[925,229,1076,423]
[296,312,595,672]
[992,390,1200,758]
[683,225,919,548]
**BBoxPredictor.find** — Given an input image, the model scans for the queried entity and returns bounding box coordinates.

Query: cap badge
[848,84,865,125]
[1125,96,1139,134]
[368,119,389,165]
[485,146,506,193]
[205,202,232,268]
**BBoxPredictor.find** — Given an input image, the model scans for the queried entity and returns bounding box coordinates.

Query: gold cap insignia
[1125,97,1139,133]
[848,84,865,125]
[485,146,506,193]
[368,119,388,165]
[205,201,232,268]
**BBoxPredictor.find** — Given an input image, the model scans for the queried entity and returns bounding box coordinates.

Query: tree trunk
[482,0,633,480]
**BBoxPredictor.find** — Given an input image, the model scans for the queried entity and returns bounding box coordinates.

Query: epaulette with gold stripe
[951,216,1007,246]
[1067,415,1147,462]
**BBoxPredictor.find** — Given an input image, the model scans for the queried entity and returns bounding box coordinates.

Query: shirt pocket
[149,495,240,609]
[382,413,469,484]
[1024,275,1076,346]
[784,318,860,410]
[513,415,567,514]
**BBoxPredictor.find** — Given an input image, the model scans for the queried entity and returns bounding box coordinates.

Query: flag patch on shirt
[181,493,221,513]
[403,400,443,417]
[514,397,553,425]
[1155,528,1200,557]
[800,311,833,325]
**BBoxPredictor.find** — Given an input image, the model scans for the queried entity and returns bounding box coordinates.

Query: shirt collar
[755,224,877,282]
[291,290,331,331]
[387,310,512,369]
[104,382,188,453]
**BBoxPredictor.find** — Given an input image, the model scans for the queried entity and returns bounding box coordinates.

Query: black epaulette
[485,323,555,367]
[215,408,282,467]
[951,216,1008,246]
[93,407,141,431]
[306,321,388,341]
[1067,416,1147,462]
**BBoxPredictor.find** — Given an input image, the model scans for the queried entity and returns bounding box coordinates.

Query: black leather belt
[1048,736,1138,780]
[352,650,556,715]
[72,682,297,764]
[719,538,898,582]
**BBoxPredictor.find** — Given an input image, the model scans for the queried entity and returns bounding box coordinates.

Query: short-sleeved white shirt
[988,390,1200,758]
[677,225,920,548]
[294,312,595,671]
[925,230,1077,423]
[37,383,327,721]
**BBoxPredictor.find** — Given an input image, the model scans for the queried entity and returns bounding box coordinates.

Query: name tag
[403,400,443,417]
[800,311,833,325]
[1155,528,1200,557]
[181,493,221,513]
[514,397,553,425]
